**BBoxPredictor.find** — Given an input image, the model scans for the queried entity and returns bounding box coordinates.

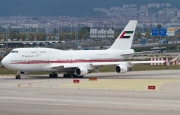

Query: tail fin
[108,20,137,50]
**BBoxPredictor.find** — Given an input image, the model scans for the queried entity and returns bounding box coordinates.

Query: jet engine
[115,65,128,73]
[75,67,89,76]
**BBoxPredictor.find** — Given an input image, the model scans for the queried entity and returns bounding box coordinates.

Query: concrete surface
[0,70,180,115]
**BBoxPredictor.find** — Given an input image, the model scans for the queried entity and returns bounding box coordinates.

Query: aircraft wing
[50,61,164,69]
[134,51,152,54]
[128,61,164,64]
[121,51,153,56]
[91,61,164,67]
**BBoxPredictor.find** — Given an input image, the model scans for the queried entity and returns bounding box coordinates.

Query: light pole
[58,22,60,41]
[61,22,62,38]
[70,24,72,40]
[5,26,8,48]
[46,28,48,41]
[74,27,76,49]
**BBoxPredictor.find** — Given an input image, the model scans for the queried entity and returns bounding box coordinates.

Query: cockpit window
[11,51,18,53]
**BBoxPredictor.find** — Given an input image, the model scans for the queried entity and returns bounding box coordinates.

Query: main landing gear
[63,73,83,78]
[49,72,58,78]
[15,72,21,79]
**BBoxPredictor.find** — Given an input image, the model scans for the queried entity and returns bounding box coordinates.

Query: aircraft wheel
[72,74,77,78]
[49,73,58,78]
[15,75,21,79]
[49,74,52,78]
[63,74,69,78]
[54,73,58,78]
[67,74,71,78]
[128,67,132,71]
[63,74,73,78]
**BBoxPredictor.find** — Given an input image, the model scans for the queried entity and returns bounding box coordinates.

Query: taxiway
[0,70,180,115]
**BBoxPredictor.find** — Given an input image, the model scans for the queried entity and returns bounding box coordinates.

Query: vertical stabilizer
[108,20,137,50]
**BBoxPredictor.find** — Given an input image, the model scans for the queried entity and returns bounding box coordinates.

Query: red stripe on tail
[119,31,126,38]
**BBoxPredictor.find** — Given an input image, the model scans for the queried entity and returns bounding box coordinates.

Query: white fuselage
[2,48,134,72]
[1,20,138,76]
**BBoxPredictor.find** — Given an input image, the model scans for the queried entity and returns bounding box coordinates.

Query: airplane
[1,20,164,79]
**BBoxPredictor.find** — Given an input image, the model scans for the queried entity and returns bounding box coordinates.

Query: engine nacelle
[115,65,128,73]
[75,67,89,76]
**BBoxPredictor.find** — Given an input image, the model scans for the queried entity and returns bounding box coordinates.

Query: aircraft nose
[1,57,8,67]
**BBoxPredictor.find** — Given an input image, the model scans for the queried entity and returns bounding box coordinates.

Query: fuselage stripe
[10,59,121,64]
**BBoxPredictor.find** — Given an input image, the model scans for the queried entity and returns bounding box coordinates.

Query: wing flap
[130,61,164,64]
[92,61,164,66]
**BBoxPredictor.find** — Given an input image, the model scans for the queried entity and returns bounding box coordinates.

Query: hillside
[0,0,178,17]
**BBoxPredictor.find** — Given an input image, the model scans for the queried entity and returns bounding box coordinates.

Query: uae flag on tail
[119,31,134,39]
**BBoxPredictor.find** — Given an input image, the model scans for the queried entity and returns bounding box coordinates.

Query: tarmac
[0,70,180,115]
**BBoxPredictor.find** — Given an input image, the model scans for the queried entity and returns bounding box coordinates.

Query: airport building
[90,28,114,39]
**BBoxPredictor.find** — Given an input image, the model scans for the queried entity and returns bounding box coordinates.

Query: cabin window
[11,51,18,53]
[31,51,37,53]
[40,51,46,53]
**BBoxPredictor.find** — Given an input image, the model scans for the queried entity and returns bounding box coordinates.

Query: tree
[150,24,153,31]
[9,31,17,40]
[60,32,66,40]
[37,33,46,41]
[157,24,162,29]
[136,31,142,39]
[145,32,151,39]
[29,33,34,41]
[78,26,90,39]
[17,33,26,40]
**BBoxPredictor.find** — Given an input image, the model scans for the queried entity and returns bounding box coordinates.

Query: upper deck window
[11,51,18,53]
[40,51,46,53]
[31,51,37,53]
